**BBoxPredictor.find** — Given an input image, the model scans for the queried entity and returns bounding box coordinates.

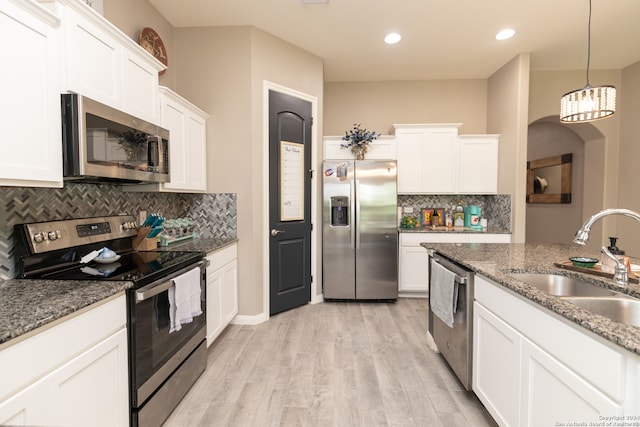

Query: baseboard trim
[230,313,268,325]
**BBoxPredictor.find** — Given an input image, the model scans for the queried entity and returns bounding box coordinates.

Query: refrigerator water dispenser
[330,196,349,226]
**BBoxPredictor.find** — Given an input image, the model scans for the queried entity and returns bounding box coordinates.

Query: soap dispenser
[601,237,628,274]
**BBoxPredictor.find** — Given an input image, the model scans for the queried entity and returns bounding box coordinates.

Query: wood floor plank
[164,298,497,427]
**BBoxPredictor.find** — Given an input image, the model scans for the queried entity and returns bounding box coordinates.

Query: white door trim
[261,80,319,321]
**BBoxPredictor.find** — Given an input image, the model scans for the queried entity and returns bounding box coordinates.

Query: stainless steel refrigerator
[322,160,398,300]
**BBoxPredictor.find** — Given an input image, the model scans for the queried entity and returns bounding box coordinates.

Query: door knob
[271,229,285,237]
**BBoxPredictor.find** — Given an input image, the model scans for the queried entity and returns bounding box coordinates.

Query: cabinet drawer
[207,244,237,270]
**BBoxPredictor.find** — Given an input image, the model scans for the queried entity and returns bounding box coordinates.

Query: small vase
[352,146,366,160]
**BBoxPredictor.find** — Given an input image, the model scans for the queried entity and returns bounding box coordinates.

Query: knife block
[133,226,158,251]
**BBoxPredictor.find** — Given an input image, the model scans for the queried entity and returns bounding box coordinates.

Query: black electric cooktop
[34,250,204,288]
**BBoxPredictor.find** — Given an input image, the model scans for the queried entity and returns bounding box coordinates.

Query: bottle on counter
[445,210,453,228]
[453,206,465,227]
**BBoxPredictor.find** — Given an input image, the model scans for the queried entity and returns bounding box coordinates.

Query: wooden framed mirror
[526,153,572,204]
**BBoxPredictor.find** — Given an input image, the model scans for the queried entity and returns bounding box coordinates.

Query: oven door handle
[135,259,209,303]
[431,259,468,285]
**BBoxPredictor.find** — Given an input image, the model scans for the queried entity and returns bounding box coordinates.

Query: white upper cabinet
[394,124,499,195]
[59,0,165,123]
[0,0,63,187]
[158,87,208,192]
[129,87,209,193]
[394,124,461,194]
[458,134,499,194]
[323,135,396,160]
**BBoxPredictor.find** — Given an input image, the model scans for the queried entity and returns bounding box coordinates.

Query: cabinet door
[159,89,208,193]
[0,380,50,426]
[221,260,238,325]
[521,339,621,426]
[122,50,160,123]
[0,1,62,187]
[206,267,224,347]
[64,10,120,108]
[473,303,521,427]
[398,245,429,293]
[396,126,459,194]
[396,130,425,193]
[458,135,498,194]
[0,329,128,427]
[184,112,208,192]
[50,329,129,427]
[422,128,458,194]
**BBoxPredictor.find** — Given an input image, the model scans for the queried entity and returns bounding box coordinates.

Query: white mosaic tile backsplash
[397,194,511,230]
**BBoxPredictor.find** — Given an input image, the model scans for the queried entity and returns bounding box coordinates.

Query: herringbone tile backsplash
[0,183,236,279]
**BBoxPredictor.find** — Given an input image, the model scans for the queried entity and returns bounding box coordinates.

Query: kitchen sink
[508,273,617,297]
[561,296,640,327]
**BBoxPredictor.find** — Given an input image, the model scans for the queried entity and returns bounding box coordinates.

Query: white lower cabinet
[0,295,128,427]
[206,243,238,346]
[474,276,636,426]
[398,232,511,295]
[473,304,521,427]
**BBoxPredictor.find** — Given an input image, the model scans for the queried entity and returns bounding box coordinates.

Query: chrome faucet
[573,208,640,285]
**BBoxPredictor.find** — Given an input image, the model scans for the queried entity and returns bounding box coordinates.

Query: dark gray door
[269,90,312,315]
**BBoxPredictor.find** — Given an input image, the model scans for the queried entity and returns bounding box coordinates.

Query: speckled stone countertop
[399,226,510,234]
[0,279,132,346]
[0,237,237,347]
[422,242,640,355]
[155,236,238,254]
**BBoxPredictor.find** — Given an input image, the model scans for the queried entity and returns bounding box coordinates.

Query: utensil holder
[133,226,158,251]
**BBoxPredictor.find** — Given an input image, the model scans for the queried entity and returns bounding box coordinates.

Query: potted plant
[341,123,378,160]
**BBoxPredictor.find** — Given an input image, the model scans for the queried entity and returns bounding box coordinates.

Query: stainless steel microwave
[61,94,170,183]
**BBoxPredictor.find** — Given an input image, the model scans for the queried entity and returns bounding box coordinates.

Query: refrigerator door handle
[355,179,360,249]
[350,180,355,249]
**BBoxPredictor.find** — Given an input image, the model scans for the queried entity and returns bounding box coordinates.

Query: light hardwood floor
[164,298,497,426]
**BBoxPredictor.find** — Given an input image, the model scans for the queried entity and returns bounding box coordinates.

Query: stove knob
[33,232,45,243]
[122,222,137,230]
[48,230,59,241]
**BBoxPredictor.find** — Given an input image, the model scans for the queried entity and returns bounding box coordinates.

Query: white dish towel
[430,260,459,328]
[168,267,202,333]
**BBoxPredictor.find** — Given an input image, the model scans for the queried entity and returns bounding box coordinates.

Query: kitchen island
[422,242,640,353]
[424,242,640,424]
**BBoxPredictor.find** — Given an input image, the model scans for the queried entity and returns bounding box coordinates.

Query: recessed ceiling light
[495,29,515,41]
[384,33,402,44]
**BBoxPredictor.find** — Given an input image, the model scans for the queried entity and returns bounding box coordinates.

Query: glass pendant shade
[559,0,616,123]
[560,85,616,123]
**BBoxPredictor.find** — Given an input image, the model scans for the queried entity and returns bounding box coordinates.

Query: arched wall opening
[526,116,606,253]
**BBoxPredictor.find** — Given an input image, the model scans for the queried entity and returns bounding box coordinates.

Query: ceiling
[148,0,640,82]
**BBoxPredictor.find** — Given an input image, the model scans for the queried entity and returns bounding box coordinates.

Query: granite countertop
[155,236,238,254]
[0,279,132,347]
[0,237,237,348]
[422,242,640,355]
[400,226,511,234]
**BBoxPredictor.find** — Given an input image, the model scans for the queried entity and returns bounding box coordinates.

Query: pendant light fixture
[560,0,616,123]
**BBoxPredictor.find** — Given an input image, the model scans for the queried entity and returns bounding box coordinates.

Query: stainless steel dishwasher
[428,252,475,390]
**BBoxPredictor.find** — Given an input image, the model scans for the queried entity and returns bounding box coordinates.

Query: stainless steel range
[14,215,208,427]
